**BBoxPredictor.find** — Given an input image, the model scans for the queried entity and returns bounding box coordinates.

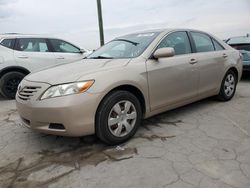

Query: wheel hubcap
[5,78,21,95]
[224,74,235,97]
[108,100,137,137]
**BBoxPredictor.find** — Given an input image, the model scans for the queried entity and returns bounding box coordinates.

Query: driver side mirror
[153,47,175,59]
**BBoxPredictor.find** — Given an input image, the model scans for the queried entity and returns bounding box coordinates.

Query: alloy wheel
[224,73,235,97]
[108,100,137,137]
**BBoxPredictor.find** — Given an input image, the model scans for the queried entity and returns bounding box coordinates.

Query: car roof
[117,28,210,39]
[227,35,250,45]
[0,33,50,39]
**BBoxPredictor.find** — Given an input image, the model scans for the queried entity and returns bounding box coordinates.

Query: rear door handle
[189,58,198,65]
[18,55,29,59]
[223,53,228,58]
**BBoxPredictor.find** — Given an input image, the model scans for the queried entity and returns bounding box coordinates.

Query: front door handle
[56,57,65,60]
[223,53,228,58]
[18,55,29,59]
[189,58,198,65]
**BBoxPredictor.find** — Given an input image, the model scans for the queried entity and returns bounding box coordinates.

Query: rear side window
[157,31,192,55]
[49,39,80,53]
[15,38,49,52]
[191,32,214,53]
[212,39,225,51]
[0,39,15,49]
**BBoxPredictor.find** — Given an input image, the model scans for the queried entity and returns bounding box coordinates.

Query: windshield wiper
[89,56,114,59]
[115,38,139,46]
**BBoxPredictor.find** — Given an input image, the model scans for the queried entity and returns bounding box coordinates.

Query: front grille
[18,86,41,100]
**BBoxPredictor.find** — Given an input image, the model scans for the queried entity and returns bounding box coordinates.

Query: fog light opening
[21,117,30,125]
[49,123,65,130]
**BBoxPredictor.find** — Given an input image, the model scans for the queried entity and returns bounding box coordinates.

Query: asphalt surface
[0,74,250,188]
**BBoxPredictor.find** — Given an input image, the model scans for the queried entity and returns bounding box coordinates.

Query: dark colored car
[226,34,250,71]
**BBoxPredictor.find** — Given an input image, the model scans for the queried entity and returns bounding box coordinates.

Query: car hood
[25,58,131,85]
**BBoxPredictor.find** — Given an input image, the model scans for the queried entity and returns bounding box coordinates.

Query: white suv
[0,34,91,99]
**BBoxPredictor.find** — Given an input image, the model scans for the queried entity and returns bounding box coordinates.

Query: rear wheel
[96,90,142,145]
[217,70,237,101]
[0,72,26,99]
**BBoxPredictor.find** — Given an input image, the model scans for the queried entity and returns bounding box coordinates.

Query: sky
[0,0,249,50]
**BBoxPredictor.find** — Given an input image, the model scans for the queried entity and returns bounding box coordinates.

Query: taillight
[239,52,243,60]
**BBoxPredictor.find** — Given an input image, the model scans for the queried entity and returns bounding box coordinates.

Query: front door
[146,31,199,111]
[48,39,85,64]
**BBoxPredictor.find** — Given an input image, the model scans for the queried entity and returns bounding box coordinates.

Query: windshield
[88,32,160,59]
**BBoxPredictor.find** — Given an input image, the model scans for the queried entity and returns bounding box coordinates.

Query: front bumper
[16,79,101,137]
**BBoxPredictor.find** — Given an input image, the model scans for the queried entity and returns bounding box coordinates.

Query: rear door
[189,32,226,96]
[14,38,56,72]
[0,38,16,66]
[48,39,85,64]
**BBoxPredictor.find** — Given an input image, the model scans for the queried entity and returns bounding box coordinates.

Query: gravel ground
[0,75,250,188]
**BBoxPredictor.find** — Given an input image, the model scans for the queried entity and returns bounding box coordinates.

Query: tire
[217,70,237,101]
[96,90,142,145]
[0,71,26,99]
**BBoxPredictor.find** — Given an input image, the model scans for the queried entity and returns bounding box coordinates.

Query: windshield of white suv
[88,32,160,59]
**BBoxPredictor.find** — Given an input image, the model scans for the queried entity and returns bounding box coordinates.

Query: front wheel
[95,90,142,145]
[217,70,237,101]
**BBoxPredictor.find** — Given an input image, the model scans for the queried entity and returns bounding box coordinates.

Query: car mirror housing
[153,47,175,59]
[80,49,86,53]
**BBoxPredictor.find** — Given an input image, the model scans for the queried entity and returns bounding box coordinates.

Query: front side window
[157,31,191,55]
[49,39,80,53]
[16,38,49,52]
[191,32,214,53]
[0,39,15,49]
[88,32,160,59]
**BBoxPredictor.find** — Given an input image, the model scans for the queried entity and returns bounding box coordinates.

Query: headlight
[40,80,94,100]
